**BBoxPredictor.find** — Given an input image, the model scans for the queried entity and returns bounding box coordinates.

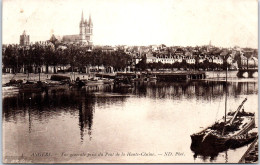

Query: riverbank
[2,72,97,85]
[2,70,258,85]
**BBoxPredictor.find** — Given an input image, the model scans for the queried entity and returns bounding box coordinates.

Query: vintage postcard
[2,0,258,163]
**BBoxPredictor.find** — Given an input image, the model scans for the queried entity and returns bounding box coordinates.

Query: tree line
[2,43,256,74]
[2,44,132,74]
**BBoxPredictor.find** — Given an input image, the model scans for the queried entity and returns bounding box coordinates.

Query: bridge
[237,68,258,78]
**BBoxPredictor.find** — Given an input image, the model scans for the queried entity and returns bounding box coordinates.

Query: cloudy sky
[3,0,258,48]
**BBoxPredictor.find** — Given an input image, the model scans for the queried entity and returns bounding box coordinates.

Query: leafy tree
[136,56,147,71]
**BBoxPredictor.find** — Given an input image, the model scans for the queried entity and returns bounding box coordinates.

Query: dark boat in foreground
[191,98,257,158]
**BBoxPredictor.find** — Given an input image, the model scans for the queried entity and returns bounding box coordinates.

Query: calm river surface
[2,74,258,163]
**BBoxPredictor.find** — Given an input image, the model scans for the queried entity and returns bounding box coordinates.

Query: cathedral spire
[89,14,93,26]
[80,10,85,35]
[81,10,84,23]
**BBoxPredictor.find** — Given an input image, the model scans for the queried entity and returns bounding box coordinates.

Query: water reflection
[3,89,130,141]
[2,79,258,163]
[77,92,95,141]
[132,80,258,100]
[3,80,258,134]
[191,139,230,162]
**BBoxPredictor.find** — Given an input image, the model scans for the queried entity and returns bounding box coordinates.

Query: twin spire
[81,10,92,26]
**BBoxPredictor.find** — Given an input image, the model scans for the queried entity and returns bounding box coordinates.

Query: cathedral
[62,11,93,45]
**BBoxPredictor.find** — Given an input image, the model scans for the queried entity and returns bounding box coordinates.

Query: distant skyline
[3,0,258,48]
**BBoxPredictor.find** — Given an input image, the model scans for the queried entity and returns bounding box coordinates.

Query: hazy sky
[3,0,258,48]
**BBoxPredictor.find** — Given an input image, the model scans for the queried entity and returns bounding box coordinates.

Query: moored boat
[19,81,48,93]
[191,98,257,155]
[191,65,258,158]
[114,76,133,88]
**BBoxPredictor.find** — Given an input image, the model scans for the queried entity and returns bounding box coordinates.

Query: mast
[38,68,40,82]
[222,62,228,135]
[27,66,30,81]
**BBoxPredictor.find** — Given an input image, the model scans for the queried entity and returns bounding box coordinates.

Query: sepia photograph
[2,0,258,163]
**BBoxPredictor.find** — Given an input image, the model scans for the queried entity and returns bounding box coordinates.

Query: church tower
[84,19,88,34]
[79,11,87,44]
[87,14,93,45]
[77,11,93,45]
[20,30,30,46]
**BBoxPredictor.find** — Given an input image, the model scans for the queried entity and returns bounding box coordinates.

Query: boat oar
[229,98,247,125]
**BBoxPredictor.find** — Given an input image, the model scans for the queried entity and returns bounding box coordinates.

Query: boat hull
[227,133,258,149]
[19,82,48,93]
[191,132,258,159]
[191,113,257,158]
[191,133,229,151]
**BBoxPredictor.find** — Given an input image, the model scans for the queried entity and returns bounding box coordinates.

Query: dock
[238,136,258,163]
[153,71,206,81]
[114,71,206,81]
[95,73,116,79]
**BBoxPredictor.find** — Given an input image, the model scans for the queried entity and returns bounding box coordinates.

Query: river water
[2,73,258,163]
